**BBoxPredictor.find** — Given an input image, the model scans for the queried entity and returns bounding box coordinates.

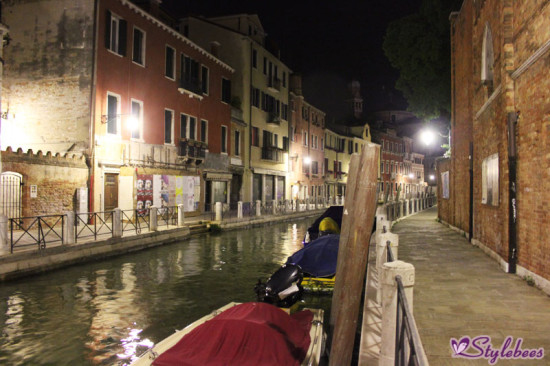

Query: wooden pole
[329,142,379,366]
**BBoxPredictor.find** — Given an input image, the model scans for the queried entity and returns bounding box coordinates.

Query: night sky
[161,0,422,120]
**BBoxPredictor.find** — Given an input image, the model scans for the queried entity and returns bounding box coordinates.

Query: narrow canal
[0,217,332,365]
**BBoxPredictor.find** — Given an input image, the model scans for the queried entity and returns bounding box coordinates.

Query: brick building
[441,0,550,291]
[1,0,233,216]
[289,74,326,201]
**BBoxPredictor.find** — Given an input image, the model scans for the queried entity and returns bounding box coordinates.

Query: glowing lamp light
[420,129,436,146]
[128,116,139,133]
[429,175,435,181]
[304,156,311,165]
[409,173,414,179]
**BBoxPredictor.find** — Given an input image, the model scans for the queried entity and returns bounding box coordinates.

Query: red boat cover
[152,302,314,366]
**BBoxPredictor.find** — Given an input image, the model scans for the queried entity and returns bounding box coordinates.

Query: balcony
[178,78,202,98]
[261,146,285,163]
[177,139,206,165]
[268,77,281,92]
[267,112,281,125]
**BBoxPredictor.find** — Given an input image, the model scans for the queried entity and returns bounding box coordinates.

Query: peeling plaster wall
[2,0,94,155]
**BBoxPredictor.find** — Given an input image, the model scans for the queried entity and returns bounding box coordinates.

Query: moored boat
[131,302,325,366]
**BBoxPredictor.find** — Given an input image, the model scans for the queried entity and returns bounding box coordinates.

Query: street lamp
[420,129,436,146]
[304,156,311,165]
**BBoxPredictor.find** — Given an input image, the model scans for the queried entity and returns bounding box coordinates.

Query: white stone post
[380,260,415,366]
[405,199,410,216]
[113,208,122,238]
[256,200,262,217]
[272,200,277,215]
[0,215,9,255]
[215,202,222,221]
[177,204,185,226]
[64,211,75,245]
[150,207,158,231]
[237,201,243,219]
[376,231,399,304]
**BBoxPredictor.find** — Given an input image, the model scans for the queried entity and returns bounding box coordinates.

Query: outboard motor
[255,264,304,308]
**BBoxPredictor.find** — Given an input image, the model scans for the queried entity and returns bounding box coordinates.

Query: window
[282,136,289,151]
[381,160,384,173]
[164,109,174,144]
[180,114,188,139]
[130,99,142,140]
[302,158,309,174]
[200,119,208,143]
[482,153,499,206]
[165,45,175,79]
[132,27,145,65]
[303,131,308,146]
[221,125,227,153]
[273,133,279,148]
[106,93,120,135]
[252,127,259,147]
[263,57,267,74]
[312,161,319,175]
[282,103,288,120]
[348,140,353,154]
[201,66,209,94]
[251,87,260,107]
[282,72,287,87]
[481,24,494,85]
[355,143,358,153]
[105,11,126,56]
[325,158,329,173]
[222,78,231,103]
[263,130,273,147]
[234,130,241,156]
[189,116,197,140]
[290,126,295,142]
[252,49,258,68]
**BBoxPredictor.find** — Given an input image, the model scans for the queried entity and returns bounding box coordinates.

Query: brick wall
[2,148,89,217]
[451,0,550,281]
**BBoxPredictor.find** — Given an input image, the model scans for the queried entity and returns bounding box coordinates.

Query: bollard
[150,206,158,231]
[380,260,415,366]
[178,204,185,226]
[238,201,243,219]
[64,211,75,245]
[113,208,123,237]
[0,215,8,255]
[405,199,410,216]
[256,200,261,217]
[215,202,222,222]
[376,232,399,303]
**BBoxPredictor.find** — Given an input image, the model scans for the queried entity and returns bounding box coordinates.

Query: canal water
[0,218,333,365]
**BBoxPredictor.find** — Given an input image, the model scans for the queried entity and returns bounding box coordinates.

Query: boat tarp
[287,234,339,277]
[308,206,343,235]
[152,302,313,366]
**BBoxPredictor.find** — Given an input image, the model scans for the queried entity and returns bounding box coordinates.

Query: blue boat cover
[287,234,339,277]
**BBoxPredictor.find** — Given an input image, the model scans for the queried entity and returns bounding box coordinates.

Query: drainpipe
[88,0,100,213]
[507,111,518,274]
[468,142,473,242]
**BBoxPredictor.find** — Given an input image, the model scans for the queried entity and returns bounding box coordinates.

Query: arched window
[481,23,494,85]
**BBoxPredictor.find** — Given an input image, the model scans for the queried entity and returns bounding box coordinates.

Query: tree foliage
[383,0,462,120]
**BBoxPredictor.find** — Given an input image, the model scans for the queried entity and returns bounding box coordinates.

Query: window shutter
[105,10,112,49]
[118,19,127,56]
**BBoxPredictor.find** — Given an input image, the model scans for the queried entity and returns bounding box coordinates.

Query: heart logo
[450,337,470,355]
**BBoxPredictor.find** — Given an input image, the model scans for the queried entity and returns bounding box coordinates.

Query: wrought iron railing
[75,212,113,242]
[121,209,149,235]
[157,206,178,227]
[386,242,426,366]
[10,215,65,252]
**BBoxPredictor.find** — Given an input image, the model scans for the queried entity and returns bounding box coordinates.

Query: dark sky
[161,0,422,119]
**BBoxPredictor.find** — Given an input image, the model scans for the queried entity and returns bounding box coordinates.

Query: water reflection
[0,218,317,365]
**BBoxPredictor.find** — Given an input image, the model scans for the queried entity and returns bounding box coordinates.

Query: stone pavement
[393,207,550,365]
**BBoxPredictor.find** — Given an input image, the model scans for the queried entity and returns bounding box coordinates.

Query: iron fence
[75,211,113,242]
[10,214,65,252]
[386,242,426,366]
[157,206,178,227]
[121,209,149,235]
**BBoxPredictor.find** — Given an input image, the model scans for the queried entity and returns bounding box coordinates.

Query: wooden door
[104,173,118,212]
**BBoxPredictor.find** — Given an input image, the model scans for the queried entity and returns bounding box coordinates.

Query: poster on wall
[175,176,184,206]
[441,171,450,199]
[136,174,153,215]
[183,176,195,212]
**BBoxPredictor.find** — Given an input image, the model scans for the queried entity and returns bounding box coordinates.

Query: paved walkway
[393,207,550,365]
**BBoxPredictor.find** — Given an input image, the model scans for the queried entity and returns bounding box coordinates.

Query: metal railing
[10,215,65,252]
[121,209,150,235]
[386,243,426,366]
[157,206,178,227]
[75,212,113,242]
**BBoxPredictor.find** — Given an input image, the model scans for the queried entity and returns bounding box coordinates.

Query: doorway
[104,173,118,212]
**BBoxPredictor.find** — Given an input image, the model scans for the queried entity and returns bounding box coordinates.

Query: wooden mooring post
[329,142,379,366]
